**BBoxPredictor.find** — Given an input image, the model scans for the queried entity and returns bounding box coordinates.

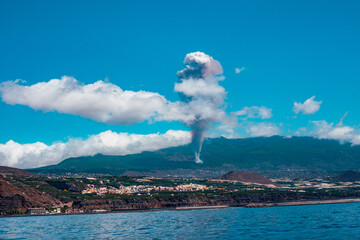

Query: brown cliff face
[220,171,276,185]
[72,191,360,212]
[0,178,62,214]
[0,166,37,177]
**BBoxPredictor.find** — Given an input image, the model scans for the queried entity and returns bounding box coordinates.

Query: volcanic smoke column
[175,52,226,163]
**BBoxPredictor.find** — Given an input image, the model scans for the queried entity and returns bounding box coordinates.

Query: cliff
[72,191,360,212]
[0,178,62,214]
[0,166,37,177]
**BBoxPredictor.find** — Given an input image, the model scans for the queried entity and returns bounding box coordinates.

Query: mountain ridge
[28,136,360,177]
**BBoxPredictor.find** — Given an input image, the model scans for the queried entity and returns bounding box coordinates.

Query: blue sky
[1,1,360,168]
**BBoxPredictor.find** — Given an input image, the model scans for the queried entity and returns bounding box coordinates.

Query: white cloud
[293,96,322,115]
[157,100,226,125]
[235,67,245,74]
[0,52,229,130]
[215,116,239,138]
[292,113,360,146]
[0,51,235,165]
[174,78,226,102]
[246,122,281,137]
[234,106,273,119]
[0,130,191,169]
[310,120,356,143]
[0,76,227,128]
[177,51,223,79]
[351,135,360,145]
[0,51,286,166]
[0,77,168,125]
[293,127,307,136]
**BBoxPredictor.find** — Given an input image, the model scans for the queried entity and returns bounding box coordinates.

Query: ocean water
[1,203,360,240]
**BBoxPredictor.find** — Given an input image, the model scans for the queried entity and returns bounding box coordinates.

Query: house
[27,208,47,215]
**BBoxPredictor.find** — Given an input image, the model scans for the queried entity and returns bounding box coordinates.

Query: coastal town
[1,167,360,216]
[81,183,212,195]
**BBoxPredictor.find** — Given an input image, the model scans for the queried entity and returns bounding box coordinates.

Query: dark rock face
[72,191,360,212]
[0,166,37,177]
[0,194,28,213]
[0,178,62,214]
[220,171,275,185]
[334,170,360,182]
[46,181,84,193]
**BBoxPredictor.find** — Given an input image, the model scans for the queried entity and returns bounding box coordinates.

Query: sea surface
[1,202,360,239]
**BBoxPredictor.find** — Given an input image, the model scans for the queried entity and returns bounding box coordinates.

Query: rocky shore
[71,191,360,212]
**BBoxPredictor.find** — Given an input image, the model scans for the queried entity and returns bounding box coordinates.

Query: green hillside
[29,136,360,177]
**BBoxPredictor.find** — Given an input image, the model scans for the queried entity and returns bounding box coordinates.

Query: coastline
[243,198,360,208]
[174,198,360,210]
[2,198,360,218]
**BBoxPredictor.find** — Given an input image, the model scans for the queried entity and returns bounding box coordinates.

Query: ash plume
[191,118,209,163]
[0,51,229,166]
[175,51,226,163]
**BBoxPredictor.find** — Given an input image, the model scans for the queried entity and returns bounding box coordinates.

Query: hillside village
[1,167,360,216]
